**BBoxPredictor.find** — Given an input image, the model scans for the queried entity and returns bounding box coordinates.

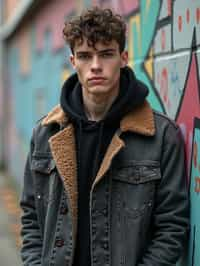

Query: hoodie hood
[60,66,148,126]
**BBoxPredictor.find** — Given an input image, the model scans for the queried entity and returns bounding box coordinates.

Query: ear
[120,51,128,68]
[70,54,76,70]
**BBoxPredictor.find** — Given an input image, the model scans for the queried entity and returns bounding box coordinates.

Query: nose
[91,55,102,73]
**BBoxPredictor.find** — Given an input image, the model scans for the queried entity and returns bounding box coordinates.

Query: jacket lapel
[92,133,124,190]
[48,124,78,240]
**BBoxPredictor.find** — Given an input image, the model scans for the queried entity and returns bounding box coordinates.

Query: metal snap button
[60,206,68,214]
[102,208,107,215]
[103,242,108,249]
[55,239,64,247]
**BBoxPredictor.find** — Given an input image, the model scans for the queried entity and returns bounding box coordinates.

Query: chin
[88,86,110,94]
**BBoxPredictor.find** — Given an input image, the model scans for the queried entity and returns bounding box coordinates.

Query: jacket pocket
[113,161,161,185]
[31,155,58,204]
[31,156,56,174]
[112,161,161,219]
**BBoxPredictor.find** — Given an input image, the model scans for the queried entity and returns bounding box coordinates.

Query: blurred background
[0,0,200,265]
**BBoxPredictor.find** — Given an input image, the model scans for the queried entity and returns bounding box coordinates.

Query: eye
[77,54,91,60]
[101,51,114,58]
[101,53,114,58]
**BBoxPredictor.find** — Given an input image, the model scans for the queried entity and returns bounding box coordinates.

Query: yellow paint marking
[61,69,71,85]
[144,48,153,80]
[146,0,151,15]
[128,14,141,67]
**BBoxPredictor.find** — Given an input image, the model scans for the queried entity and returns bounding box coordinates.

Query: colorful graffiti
[124,2,200,262]
[188,118,200,266]
[1,0,200,264]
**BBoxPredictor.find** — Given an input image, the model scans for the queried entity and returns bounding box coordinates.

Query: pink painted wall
[35,0,75,51]
[4,0,20,21]
[93,0,139,15]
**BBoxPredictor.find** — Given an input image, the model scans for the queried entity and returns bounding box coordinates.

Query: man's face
[70,38,128,97]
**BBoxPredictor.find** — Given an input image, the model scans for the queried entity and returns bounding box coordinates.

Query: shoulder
[31,113,60,150]
[153,109,180,134]
[152,109,184,147]
[153,110,179,130]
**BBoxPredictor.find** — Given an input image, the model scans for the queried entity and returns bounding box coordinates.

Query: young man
[20,7,189,266]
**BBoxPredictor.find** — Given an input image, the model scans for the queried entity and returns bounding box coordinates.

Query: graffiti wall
[2,0,200,264]
[118,1,200,264]
[189,118,200,266]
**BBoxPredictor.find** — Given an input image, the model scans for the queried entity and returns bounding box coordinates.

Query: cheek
[111,60,121,73]
[76,68,87,85]
[111,66,121,82]
[75,66,83,77]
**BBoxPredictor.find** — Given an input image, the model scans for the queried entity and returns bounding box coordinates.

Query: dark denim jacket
[20,102,189,266]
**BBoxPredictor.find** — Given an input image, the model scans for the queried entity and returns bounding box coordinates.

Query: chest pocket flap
[31,156,56,174]
[112,161,161,184]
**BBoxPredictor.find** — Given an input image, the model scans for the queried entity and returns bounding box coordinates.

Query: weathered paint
[3,0,20,21]
[93,0,139,16]
[128,0,163,111]
[188,118,200,266]
[35,0,75,51]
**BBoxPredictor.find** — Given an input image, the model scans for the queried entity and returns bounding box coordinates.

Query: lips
[89,77,106,81]
[88,77,106,85]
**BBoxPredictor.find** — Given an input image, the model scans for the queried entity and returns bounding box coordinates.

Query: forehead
[73,38,120,53]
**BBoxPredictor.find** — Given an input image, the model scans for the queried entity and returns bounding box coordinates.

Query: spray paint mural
[189,118,200,266]
[2,0,200,264]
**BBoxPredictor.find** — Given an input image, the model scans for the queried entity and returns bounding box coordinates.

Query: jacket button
[55,239,64,247]
[60,206,68,214]
[103,242,108,249]
[102,208,107,215]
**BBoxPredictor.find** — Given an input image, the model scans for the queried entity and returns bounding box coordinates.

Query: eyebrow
[76,49,117,55]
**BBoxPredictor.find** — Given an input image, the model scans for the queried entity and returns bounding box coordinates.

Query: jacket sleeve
[138,125,189,266]
[20,129,43,265]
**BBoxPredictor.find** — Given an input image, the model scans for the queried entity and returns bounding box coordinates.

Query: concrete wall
[1,0,200,265]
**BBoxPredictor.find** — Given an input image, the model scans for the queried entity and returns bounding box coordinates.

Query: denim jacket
[20,101,189,266]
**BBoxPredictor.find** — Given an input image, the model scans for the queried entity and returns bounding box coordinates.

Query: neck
[82,86,119,122]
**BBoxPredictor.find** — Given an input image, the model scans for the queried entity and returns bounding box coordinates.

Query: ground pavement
[0,173,21,265]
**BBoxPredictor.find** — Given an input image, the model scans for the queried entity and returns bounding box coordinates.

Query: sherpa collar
[42,100,155,136]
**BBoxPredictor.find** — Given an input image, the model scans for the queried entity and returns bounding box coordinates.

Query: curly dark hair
[63,6,126,53]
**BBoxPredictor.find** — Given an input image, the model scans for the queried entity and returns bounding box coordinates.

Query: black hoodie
[60,66,148,266]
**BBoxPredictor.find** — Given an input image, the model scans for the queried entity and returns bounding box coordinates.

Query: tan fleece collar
[42,100,155,136]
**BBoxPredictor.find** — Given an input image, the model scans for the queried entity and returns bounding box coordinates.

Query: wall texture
[1,0,200,265]
[3,0,20,21]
